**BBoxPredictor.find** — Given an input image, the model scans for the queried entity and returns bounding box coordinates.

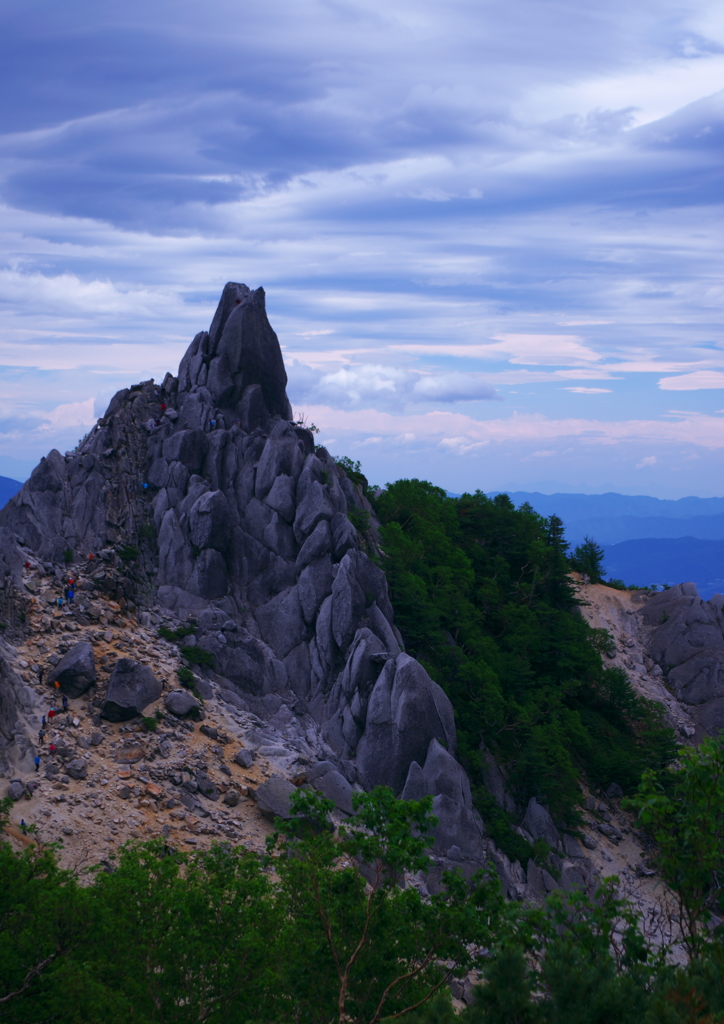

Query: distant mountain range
[0,475,22,509]
[485,491,724,599]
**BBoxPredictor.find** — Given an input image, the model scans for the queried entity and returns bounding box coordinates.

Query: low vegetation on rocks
[1,753,723,1024]
[371,480,677,860]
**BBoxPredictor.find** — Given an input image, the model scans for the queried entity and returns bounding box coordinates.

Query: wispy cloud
[0,0,722,496]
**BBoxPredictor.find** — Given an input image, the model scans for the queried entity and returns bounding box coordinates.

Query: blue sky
[0,0,723,496]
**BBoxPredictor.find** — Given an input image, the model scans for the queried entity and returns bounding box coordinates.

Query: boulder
[234,748,254,768]
[52,642,96,698]
[101,660,162,722]
[356,654,457,795]
[6,780,24,801]
[521,798,561,852]
[223,789,240,807]
[307,761,355,814]
[165,690,201,718]
[255,776,296,820]
[66,758,88,781]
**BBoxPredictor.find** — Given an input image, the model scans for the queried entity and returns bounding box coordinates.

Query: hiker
[62,695,69,712]
[41,715,46,727]
[67,589,74,604]
[38,668,44,684]
[48,708,55,722]
[20,819,27,834]
[34,755,40,773]
[57,596,63,609]
[38,729,45,745]
[48,743,56,756]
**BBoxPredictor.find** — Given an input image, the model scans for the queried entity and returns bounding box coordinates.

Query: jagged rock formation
[640,583,724,736]
[576,576,724,741]
[0,283,483,881]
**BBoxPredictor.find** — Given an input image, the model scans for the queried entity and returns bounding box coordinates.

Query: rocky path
[3,558,303,867]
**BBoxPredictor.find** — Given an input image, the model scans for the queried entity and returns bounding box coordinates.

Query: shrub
[348,506,371,533]
[180,646,215,667]
[142,716,157,732]
[178,666,196,688]
[119,544,139,562]
[158,624,195,642]
[63,548,74,564]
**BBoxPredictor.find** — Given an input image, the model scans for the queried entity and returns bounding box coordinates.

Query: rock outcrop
[0,282,484,882]
[640,583,724,735]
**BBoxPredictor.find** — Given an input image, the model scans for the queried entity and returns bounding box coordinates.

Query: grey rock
[296,519,332,571]
[562,833,585,858]
[102,659,162,722]
[90,732,103,746]
[606,782,624,799]
[66,758,88,781]
[7,780,24,801]
[307,761,355,814]
[265,474,296,523]
[52,642,97,698]
[189,490,229,551]
[165,690,201,717]
[234,748,255,768]
[356,655,456,795]
[255,776,297,820]
[521,798,561,852]
[223,789,240,807]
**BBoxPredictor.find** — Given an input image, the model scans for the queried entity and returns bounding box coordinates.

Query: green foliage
[0,784,723,1024]
[372,479,676,828]
[180,645,215,667]
[570,535,606,582]
[118,544,139,562]
[177,665,196,688]
[142,716,157,732]
[348,506,371,533]
[63,547,74,564]
[158,624,196,642]
[294,414,320,434]
[626,736,724,954]
[270,786,506,1024]
[138,522,156,540]
[335,454,368,491]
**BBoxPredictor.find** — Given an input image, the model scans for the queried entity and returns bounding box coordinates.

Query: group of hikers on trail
[35,690,71,771]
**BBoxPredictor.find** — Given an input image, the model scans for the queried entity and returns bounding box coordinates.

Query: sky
[0,0,723,496]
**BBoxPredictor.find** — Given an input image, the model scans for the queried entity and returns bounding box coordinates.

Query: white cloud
[563,387,612,393]
[287,362,497,410]
[659,370,724,390]
[636,455,657,467]
[40,398,96,430]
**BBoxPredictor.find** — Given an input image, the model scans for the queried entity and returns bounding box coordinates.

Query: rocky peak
[0,282,488,889]
[178,283,292,424]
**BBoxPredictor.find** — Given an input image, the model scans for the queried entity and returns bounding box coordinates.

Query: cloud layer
[0,0,723,495]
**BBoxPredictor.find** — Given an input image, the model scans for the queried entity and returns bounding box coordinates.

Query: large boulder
[65,758,88,781]
[307,761,355,814]
[356,655,456,795]
[255,776,296,820]
[165,690,200,718]
[101,660,162,722]
[521,797,562,852]
[52,642,97,698]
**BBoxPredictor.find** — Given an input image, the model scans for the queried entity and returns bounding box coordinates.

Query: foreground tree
[271,787,506,1024]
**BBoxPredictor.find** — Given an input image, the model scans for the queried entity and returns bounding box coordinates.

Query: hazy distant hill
[0,475,22,510]
[563,513,724,546]
[489,491,724,522]
[479,490,724,599]
[603,538,724,599]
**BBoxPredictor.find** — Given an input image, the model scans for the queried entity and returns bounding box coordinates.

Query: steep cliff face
[0,283,484,877]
